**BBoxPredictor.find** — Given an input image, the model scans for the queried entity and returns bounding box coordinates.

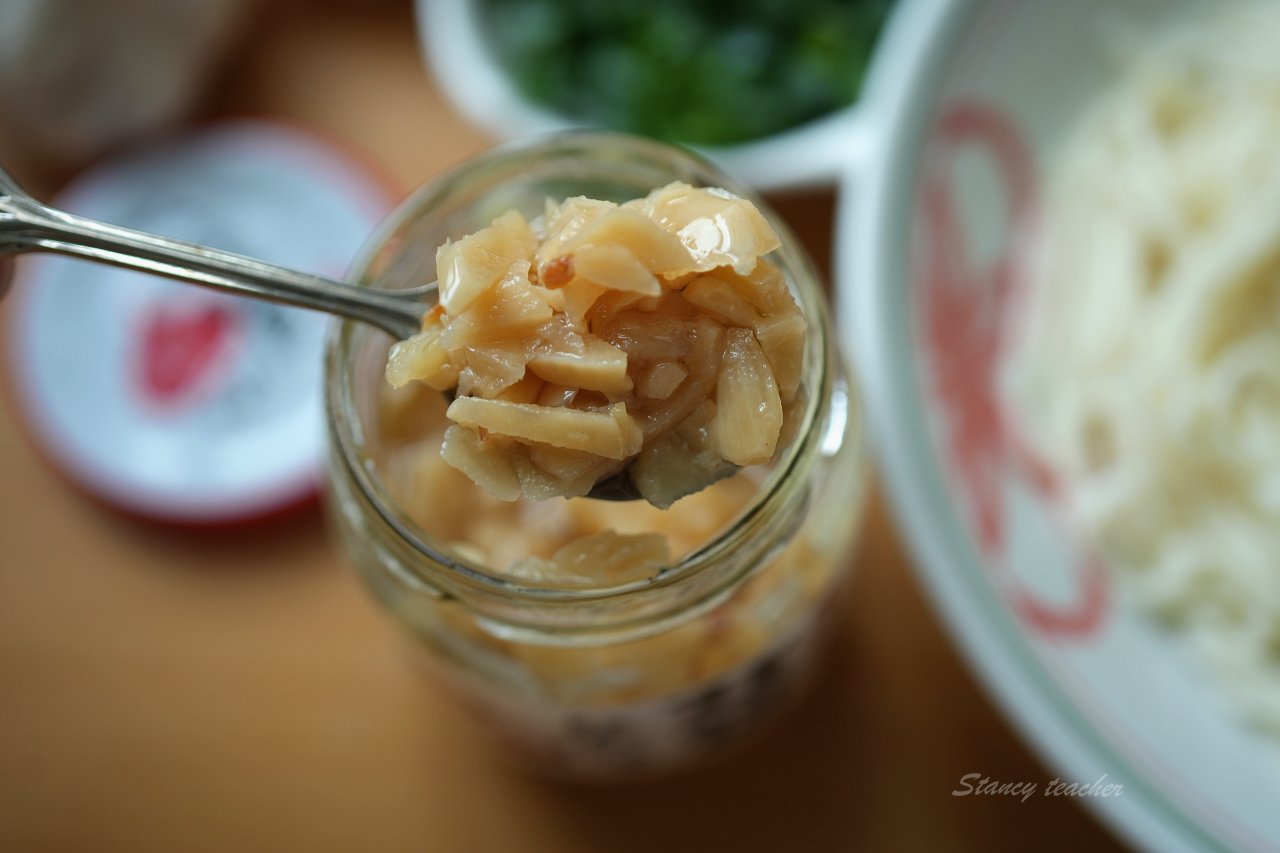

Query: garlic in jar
[385,181,808,509]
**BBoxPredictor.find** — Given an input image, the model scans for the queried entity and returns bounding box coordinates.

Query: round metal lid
[8,120,395,526]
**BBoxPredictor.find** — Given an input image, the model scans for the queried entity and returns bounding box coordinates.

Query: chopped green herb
[481,0,893,146]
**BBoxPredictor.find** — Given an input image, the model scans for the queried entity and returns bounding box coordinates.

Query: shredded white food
[1007,1,1280,732]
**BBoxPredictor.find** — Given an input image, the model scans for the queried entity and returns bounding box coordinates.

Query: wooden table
[0,2,1125,850]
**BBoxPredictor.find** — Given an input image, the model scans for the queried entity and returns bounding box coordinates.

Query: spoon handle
[0,166,426,340]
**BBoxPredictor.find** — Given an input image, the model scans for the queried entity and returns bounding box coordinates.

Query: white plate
[845,1,1280,850]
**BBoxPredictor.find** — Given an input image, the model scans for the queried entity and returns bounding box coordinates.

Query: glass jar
[324,132,868,779]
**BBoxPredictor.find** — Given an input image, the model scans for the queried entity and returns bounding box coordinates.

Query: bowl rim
[843,1,1233,851]
[416,0,875,191]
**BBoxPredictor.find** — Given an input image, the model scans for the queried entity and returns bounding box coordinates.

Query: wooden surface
[0,2,1126,851]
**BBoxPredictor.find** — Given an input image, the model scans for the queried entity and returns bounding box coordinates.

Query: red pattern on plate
[920,102,1107,639]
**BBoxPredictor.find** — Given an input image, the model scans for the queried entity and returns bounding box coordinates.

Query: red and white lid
[9,120,395,526]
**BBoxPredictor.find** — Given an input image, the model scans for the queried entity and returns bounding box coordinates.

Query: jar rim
[324,131,836,609]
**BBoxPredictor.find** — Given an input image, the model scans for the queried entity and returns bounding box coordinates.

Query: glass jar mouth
[324,131,835,606]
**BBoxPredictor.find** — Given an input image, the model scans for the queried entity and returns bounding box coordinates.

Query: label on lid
[9,121,396,525]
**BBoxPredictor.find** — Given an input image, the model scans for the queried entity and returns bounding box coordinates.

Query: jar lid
[8,120,396,526]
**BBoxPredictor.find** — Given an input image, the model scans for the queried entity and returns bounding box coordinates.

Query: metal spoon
[0,166,647,500]
[0,166,429,340]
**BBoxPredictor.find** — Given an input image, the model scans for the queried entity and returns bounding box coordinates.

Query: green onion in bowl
[480,0,892,147]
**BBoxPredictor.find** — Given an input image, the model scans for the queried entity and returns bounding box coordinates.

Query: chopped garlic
[387,181,807,506]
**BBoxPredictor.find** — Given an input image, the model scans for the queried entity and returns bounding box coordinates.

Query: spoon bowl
[0,165,651,501]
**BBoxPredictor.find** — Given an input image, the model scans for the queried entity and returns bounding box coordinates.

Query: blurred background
[0,0,1126,850]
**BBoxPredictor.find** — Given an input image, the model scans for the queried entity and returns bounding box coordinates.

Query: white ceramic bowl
[846,1,1280,851]
[417,0,875,191]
